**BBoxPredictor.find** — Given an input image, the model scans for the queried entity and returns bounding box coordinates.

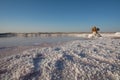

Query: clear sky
[0,0,120,33]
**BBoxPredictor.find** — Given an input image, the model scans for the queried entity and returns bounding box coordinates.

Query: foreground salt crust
[0,38,120,80]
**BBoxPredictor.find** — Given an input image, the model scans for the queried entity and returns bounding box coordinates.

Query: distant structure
[91,26,100,34]
[88,26,101,38]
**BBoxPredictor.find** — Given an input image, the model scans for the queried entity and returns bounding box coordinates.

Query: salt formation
[88,26,102,38]
[0,38,120,80]
[115,32,120,37]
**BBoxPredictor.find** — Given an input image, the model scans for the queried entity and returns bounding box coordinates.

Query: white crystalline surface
[0,38,120,80]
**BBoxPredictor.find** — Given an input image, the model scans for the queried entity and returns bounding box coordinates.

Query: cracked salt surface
[0,38,120,80]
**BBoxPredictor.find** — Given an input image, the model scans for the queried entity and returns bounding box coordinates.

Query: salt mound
[88,33,101,38]
[115,32,120,36]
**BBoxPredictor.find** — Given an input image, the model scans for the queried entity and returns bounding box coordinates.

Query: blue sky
[0,0,120,32]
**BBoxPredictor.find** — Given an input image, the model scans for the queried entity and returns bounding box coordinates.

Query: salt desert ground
[0,33,120,80]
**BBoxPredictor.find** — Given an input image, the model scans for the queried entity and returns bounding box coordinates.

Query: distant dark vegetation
[0,33,16,37]
[0,32,115,38]
[0,32,89,38]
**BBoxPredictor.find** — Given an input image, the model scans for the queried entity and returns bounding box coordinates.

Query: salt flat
[0,33,120,80]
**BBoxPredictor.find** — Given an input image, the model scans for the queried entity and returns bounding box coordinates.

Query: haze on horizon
[0,0,120,33]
